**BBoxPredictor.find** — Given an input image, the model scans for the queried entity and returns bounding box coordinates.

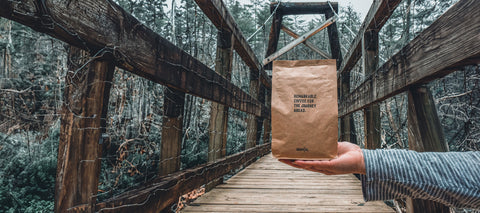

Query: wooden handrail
[339,0,480,117]
[95,143,271,212]
[195,0,272,89]
[337,0,402,79]
[0,0,267,118]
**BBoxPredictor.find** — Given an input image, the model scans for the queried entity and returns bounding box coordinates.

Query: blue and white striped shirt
[361,149,480,209]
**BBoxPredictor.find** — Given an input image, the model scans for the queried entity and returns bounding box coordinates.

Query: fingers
[278,159,304,170]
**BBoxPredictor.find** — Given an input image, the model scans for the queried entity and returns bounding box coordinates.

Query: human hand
[279,142,366,175]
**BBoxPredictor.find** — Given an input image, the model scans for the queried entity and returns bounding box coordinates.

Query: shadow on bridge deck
[182,154,394,212]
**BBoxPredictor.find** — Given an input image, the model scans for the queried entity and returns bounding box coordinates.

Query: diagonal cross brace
[281,25,331,59]
[263,16,335,65]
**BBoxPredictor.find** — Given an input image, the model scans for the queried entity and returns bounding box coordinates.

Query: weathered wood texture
[407,86,449,212]
[363,30,381,149]
[339,0,480,117]
[208,30,233,162]
[264,12,283,70]
[182,154,394,212]
[325,10,342,68]
[263,16,335,65]
[263,88,272,144]
[95,143,271,212]
[281,25,331,59]
[246,68,261,149]
[271,2,337,15]
[55,47,114,213]
[194,0,271,88]
[338,0,401,78]
[407,86,448,152]
[0,0,266,117]
[159,88,185,176]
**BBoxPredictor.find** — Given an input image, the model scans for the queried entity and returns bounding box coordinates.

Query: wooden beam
[271,2,337,15]
[208,30,233,162]
[264,12,283,70]
[281,25,331,59]
[194,0,271,88]
[263,16,335,65]
[339,0,480,117]
[263,88,272,144]
[325,10,342,68]
[55,47,114,213]
[363,29,381,149]
[406,86,449,212]
[95,143,271,212]
[246,68,261,149]
[0,0,265,117]
[159,88,185,176]
[206,30,234,192]
[338,0,402,77]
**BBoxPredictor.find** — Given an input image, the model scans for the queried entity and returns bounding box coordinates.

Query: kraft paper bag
[271,59,338,160]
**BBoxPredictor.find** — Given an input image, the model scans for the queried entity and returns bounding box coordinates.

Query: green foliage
[0,126,59,213]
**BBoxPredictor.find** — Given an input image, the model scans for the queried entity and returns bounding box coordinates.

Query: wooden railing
[0,0,271,212]
[338,0,480,212]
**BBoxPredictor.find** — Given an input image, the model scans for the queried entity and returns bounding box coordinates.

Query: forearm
[361,149,480,209]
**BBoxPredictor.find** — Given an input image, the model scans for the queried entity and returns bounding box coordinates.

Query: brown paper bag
[271,59,338,160]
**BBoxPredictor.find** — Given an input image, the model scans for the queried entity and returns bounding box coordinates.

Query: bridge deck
[182,153,394,212]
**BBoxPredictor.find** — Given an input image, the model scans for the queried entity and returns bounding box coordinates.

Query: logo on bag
[296,147,309,152]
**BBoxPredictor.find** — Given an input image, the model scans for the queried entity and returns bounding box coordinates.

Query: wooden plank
[55,47,114,213]
[338,0,402,77]
[339,0,480,117]
[182,204,394,213]
[159,88,185,176]
[95,143,271,212]
[263,16,335,65]
[281,25,331,59]
[271,2,337,15]
[363,29,381,149]
[194,0,271,88]
[0,0,265,117]
[406,86,449,212]
[206,188,364,195]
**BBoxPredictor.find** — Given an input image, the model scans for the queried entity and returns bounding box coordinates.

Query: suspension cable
[247,1,281,42]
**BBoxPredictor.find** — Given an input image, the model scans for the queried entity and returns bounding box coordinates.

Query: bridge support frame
[55,47,114,213]
[407,86,449,213]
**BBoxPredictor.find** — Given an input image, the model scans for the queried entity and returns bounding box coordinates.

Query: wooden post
[246,69,260,149]
[406,85,449,213]
[206,29,234,191]
[55,47,114,213]
[159,88,185,176]
[325,9,357,144]
[325,10,342,68]
[362,29,381,149]
[257,84,266,144]
[263,88,272,144]
[264,12,283,70]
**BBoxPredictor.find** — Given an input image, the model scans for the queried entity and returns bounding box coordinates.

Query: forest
[0,0,479,212]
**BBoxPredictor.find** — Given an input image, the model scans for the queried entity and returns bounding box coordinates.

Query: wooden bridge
[0,0,479,212]
[182,154,394,212]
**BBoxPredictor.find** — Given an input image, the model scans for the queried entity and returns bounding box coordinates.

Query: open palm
[279,142,366,175]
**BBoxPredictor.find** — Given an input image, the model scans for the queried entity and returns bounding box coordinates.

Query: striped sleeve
[360,149,480,209]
